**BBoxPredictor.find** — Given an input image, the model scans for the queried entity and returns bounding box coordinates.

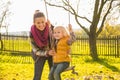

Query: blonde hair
[54,26,69,37]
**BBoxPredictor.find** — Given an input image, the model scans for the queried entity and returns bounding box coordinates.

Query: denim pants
[48,62,70,80]
[31,52,53,80]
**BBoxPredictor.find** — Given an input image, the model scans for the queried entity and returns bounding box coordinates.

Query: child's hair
[33,10,45,22]
[54,26,69,37]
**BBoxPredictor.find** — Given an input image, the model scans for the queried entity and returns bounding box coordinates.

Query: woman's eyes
[37,21,44,24]
[37,22,40,24]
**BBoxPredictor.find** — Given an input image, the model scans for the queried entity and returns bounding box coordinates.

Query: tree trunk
[0,33,3,53]
[89,32,98,60]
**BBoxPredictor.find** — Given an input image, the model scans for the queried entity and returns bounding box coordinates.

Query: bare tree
[45,0,118,60]
[106,0,120,25]
[0,0,11,33]
[0,0,11,50]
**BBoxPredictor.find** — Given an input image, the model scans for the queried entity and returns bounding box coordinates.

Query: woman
[29,10,54,80]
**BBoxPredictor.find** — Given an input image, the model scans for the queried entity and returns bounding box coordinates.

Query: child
[48,24,76,80]
[29,10,54,80]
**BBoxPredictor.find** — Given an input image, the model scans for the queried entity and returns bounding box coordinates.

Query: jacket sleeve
[67,32,76,45]
[29,32,47,56]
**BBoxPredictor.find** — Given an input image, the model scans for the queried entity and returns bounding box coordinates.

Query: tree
[99,0,120,37]
[106,0,120,25]
[0,0,11,50]
[99,22,120,37]
[0,0,11,33]
[45,0,117,60]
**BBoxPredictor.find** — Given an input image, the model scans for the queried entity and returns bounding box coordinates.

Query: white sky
[8,0,47,32]
[7,0,81,32]
[2,0,120,32]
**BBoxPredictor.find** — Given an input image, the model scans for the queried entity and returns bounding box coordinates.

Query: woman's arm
[29,32,48,56]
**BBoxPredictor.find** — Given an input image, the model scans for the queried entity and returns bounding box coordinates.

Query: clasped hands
[48,49,56,56]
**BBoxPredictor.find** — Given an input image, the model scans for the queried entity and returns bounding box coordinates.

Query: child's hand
[67,24,73,33]
[48,49,55,56]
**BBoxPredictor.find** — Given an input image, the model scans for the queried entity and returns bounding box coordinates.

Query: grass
[1,34,119,80]
[2,39,31,52]
[0,53,120,80]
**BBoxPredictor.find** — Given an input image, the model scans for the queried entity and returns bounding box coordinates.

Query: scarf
[31,24,49,48]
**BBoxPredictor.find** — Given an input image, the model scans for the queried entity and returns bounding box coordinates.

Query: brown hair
[33,10,45,22]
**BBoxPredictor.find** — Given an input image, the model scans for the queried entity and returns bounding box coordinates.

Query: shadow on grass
[0,52,33,64]
[2,51,31,56]
[85,57,120,73]
[10,52,31,56]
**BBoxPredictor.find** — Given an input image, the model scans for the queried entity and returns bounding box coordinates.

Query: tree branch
[92,0,100,23]
[74,13,90,35]
[97,0,104,21]
[0,10,7,28]
[46,1,92,23]
[97,0,114,36]
[46,1,90,35]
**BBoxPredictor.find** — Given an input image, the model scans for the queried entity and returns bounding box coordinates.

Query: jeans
[48,62,69,80]
[31,52,53,80]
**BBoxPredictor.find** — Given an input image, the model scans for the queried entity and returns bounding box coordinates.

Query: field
[0,36,120,80]
[0,54,120,80]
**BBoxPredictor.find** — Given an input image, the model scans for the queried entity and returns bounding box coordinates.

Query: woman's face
[34,17,46,31]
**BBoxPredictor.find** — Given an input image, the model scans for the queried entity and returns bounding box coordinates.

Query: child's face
[53,28,63,40]
[34,17,46,31]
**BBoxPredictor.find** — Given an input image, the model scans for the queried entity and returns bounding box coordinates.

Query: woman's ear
[46,19,51,27]
[33,23,35,25]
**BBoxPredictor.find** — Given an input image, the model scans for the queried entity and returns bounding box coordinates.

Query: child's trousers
[48,62,69,80]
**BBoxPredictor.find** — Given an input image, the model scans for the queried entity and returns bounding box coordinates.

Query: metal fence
[0,34,120,57]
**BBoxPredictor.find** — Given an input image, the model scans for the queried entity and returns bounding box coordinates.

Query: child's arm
[67,24,76,45]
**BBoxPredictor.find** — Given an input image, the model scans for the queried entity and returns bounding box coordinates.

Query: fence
[73,36,120,57]
[0,34,120,57]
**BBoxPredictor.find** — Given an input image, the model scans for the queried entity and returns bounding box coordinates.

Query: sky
[8,0,48,32]
[2,0,120,32]
[7,0,80,32]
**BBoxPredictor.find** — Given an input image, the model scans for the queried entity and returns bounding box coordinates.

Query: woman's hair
[54,26,69,37]
[33,10,45,22]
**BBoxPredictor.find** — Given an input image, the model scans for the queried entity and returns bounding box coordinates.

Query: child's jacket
[53,36,71,63]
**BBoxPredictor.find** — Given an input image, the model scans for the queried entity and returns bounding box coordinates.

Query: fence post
[117,36,119,57]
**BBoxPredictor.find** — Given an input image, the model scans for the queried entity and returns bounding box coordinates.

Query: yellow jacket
[53,37,71,63]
